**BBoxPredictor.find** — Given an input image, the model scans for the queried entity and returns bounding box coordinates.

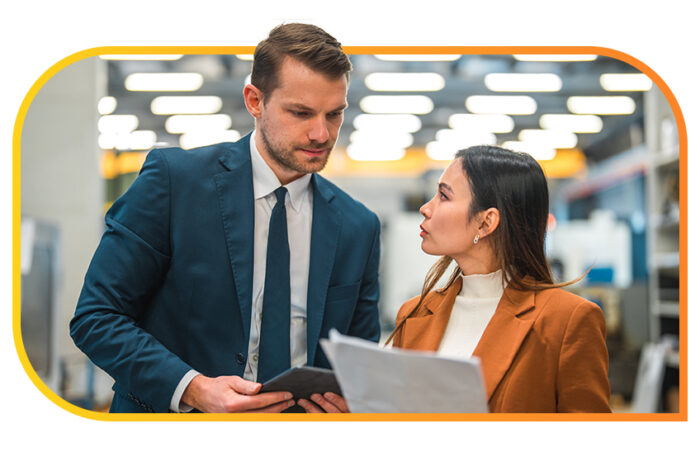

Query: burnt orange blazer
[393,276,611,413]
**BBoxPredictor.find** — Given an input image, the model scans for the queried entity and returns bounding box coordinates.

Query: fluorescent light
[360,95,434,114]
[349,131,413,149]
[513,54,597,62]
[165,114,232,134]
[567,96,636,115]
[466,95,537,115]
[151,96,223,115]
[99,130,157,151]
[374,54,461,62]
[426,132,497,161]
[179,130,241,150]
[485,73,562,92]
[519,129,578,149]
[365,72,445,92]
[125,130,158,150]
[352,114,422,133]
[98,114,139,134]
[346,143,406,161]
[125,73,204,92]
[100,54,183,61]
[98,96,117,115]
[448,113,514,133]
[539,114,603,133]
[600,73,653,91]
[236,54,255,61]
[436,129,497,146]
[426,141,458,161]
[502,141,556,160]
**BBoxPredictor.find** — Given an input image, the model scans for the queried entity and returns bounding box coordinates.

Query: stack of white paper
[320,329,489,413]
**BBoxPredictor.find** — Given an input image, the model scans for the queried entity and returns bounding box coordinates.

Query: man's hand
[297,392,349,413]
[181,374,294,413]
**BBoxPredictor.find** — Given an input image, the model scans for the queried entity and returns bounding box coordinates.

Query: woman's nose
[419,200,431,218]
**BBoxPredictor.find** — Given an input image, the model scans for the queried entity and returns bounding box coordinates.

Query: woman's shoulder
[532,286,603,325]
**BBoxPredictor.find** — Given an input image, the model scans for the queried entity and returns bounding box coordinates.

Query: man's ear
[478,207,500,239]
[243,84,263,118]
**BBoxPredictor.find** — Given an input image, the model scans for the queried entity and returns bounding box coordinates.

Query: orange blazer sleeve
[556,300,611,413]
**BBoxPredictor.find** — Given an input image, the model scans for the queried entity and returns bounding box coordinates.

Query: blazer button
[236,353,245,365]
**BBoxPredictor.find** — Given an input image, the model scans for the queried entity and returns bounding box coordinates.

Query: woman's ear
[478,207,500,239]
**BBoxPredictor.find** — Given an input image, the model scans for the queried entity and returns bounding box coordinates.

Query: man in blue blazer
[70,23,380,413]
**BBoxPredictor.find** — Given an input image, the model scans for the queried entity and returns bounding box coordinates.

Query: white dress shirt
[437,269,507,358]
[169,132,313,412]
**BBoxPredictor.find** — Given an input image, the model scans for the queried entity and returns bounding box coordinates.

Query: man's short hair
[251,23,352,96]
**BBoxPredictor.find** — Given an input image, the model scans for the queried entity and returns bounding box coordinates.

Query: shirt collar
[250,130,312,212]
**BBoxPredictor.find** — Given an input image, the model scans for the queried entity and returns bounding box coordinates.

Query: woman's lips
[420,225,428,237]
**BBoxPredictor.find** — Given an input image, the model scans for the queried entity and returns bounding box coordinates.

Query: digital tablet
[260,365,342,400]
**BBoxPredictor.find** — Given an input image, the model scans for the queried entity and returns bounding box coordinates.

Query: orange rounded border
[12,45,687,422]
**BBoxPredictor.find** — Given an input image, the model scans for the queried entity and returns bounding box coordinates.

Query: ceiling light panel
[165,114,232,134]
[448,113,514,133]
[466,95,537,115]
[512,54,597,62]
[519,129,578,149]
[98,114,139,134]
[352,114,422,133]
[600,73,653,92]
[539,114,603,133]
[125,73,204,92]
[98,96,117,115]
[365,73,445,92]
[349,131,413,149]
[180,130,241,150]
[360,95,434,114]
[485,73,562,92]
[567,96,636,115]
[151,96,223,115]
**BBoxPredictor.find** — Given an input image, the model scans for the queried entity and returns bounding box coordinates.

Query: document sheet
[320,329,489,413]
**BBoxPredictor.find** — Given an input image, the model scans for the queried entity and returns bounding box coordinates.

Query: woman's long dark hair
[386,145,583,345]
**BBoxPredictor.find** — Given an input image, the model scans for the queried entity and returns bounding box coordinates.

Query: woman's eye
[439,191,448,200]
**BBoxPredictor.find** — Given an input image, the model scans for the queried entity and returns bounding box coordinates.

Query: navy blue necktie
[257,186,291,383]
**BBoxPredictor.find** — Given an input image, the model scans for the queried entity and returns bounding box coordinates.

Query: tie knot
[274,186,287,205]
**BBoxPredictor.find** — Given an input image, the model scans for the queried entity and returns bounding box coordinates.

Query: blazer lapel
[213,134,255,343]
[473,284,537,401]
[400,277,462,351]
[306,174,340,364]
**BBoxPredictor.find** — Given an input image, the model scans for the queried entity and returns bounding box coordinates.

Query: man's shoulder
[313,174,378,223]
[150,136,250,172]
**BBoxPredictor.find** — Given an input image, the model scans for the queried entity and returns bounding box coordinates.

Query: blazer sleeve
[556,300,612,413]
[345,213,381,342]
[69,149,193,413]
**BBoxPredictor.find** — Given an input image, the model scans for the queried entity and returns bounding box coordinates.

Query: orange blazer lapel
[399,277,462,351]
[472,284,538,401]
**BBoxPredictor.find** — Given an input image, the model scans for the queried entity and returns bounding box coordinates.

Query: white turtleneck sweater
[437,269,507,359]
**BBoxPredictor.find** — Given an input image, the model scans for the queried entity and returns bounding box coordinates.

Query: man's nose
[308,116,330,143]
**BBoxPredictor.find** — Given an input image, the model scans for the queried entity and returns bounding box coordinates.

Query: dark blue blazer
[70,134,381,413]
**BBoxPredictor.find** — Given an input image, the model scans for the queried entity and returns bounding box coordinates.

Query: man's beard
[259,124,332,175]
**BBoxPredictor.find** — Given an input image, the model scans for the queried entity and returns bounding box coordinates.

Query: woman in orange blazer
[389,145,611,413]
